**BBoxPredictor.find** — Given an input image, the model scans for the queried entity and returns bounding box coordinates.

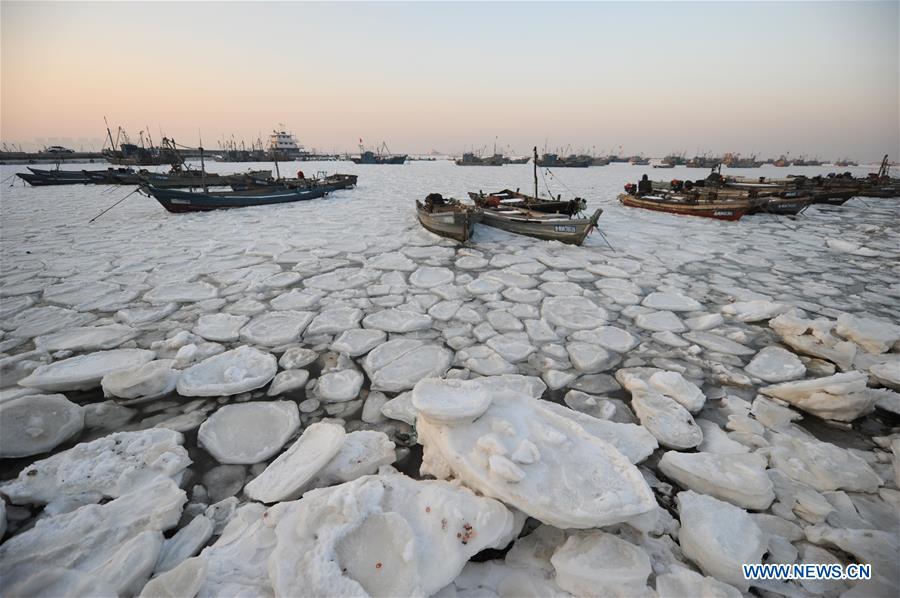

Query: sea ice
[417,378,657,529]
[101,359,179,403]
[144,281,218,304]
[0,428,190,505]
[760,371,879,421]
[410,266,454,288]
[659,451,774,510]
[676,490,766,591]
[315,369,364,402]
[541,296,607,330]
[0,478,185,597]
[641,291,702,312]
[0,393,84,458]
[634,310,686,333]
[268,473,515,597]
[198,401,300,464]
[176,346,277,396]
[193,314,249,342]
[683,331,755,356]
[362,339,453,392]
[411,377,492,425]
[34,325,139,352]
[239,310,313,346]
[363,308,433,332]
[244,422,346,502]
[19,349,156,392]
[266,369,309,396]
[550,531,652,597]
[744,346,806,382]
[648,370,706,412]
[835,313,900,354]
[768,433,882,492]
[655,566,741,598]
[721,300,789,322]
[305,307,364,336]
[629,388,702,450]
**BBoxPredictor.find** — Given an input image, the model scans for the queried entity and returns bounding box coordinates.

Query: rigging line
[88,188,140,223]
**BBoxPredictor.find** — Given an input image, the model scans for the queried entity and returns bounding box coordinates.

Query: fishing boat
[629,156,650,166]
[141,185,329,213]
[17,170,92,185]
[141,168,271,189]
[749,192,816,215]
[351,141,407,164]
[468,189,585,216]
[231,172,358,192]
[618,191,757,221]
[456,152,505,166]
[469,147,602,245]
[415,194,482,242]
[535,153,591,168]
[507,156,531,164]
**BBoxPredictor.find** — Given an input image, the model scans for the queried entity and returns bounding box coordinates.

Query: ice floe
[417,377,656,529]
[198,401,300,464]
[19,349,156,392]
[176,346,277,396]
[0,393,84,457]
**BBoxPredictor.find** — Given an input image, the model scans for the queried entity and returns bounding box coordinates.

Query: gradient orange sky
[2,1,898,159]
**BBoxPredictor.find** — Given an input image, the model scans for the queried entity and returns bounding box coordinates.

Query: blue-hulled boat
[142,185,329,213]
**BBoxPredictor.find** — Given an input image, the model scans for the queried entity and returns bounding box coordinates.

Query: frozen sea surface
[1,160,898,596]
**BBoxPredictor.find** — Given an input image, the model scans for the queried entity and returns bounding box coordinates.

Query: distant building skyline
[2,1,897,161]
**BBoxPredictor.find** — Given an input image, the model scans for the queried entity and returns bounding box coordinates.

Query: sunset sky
[2,1,897,160]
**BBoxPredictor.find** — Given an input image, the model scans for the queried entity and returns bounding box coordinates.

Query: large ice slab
[244,422,346,502]
[417,378,657,529]
[19,349,156,392]
[193,314,249,342]
[659,451,774,510]
[34,325,139,352]
[760,371,879,421]
[541,296,608,330]
[239,310,313,346]
[550,531,652,596]
[0,428,190,505]
[269,473,515,597]
[176,346,277,397]
[198,401,300,464]
[362,339,453,392]
[363,308,433,332]
[835,313,900,354]
[677,490,766,592]
[101,359,179,403]
[0,393,84,458]
[641,291,702,312]
[744,346,806,383]
[0,478,185,597]
[768,433,882,493]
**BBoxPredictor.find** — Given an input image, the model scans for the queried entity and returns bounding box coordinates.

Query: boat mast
[271,131,281,180]
[533,146,538,198]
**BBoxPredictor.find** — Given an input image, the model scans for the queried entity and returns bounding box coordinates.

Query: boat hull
[479,208,602,245]
[618,193,749,221]
[750,195,815,215]
[416,202,481,243]
[144,185,329,213]
[468,190,585,216]
[17,172,90,185]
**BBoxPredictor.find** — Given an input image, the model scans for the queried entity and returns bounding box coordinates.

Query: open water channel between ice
[0,160,898,596]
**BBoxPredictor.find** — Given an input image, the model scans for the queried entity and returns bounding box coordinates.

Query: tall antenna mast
[533,146,538,198]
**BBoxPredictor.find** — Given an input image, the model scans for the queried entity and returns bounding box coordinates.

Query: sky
[1,1,898,160]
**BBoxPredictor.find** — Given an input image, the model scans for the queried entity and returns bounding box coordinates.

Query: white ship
[268,128,306,159]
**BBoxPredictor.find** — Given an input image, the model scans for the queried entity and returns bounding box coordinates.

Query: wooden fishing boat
[478,205,602,245]
[749,193,816,215]
[142,185,329,213]
[416,194,482,242]
[141,169,271,189]
[17,171,91,185]
[231,173,357,192]
[471,147,602,245]
[618,192,758,221]
[468,189,586,215]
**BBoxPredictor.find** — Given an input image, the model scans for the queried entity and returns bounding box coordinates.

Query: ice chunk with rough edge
[659,451,774,510]
[244,422,346,503]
